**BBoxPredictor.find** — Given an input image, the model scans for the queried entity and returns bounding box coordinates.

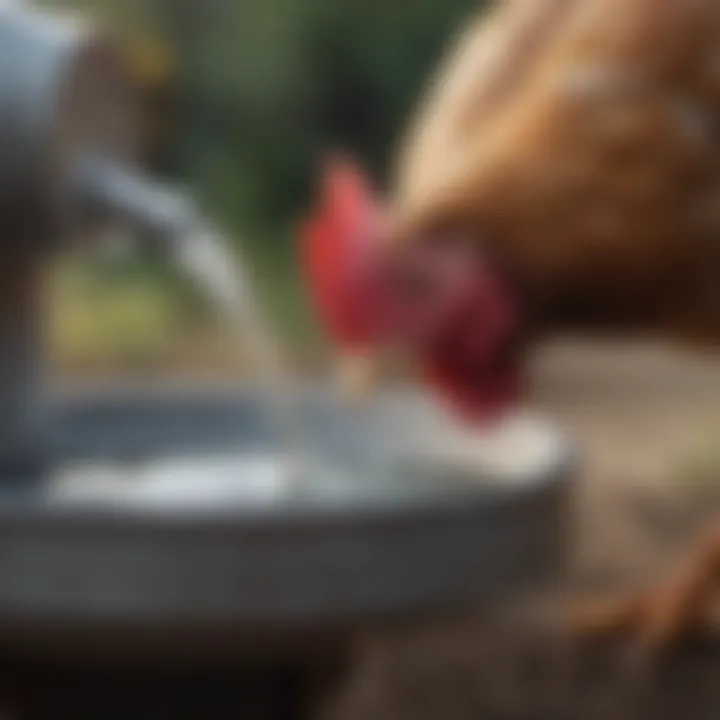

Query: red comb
[300,156,382,347]
[300,156,523,424]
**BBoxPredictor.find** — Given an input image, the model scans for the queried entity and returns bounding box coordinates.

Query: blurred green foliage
[39,0,485,369]
[45,0,484,231]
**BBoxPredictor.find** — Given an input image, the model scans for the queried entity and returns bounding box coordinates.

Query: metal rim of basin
[0,387,575,659]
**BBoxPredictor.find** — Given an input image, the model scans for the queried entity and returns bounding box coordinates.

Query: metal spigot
[74,155,201,243]
[0,3,139,472]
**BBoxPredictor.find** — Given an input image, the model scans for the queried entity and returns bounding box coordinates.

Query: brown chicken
[301,0,720,652]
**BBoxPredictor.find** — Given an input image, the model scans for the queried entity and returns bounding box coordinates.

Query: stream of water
[78,158,337,483]
[173,226,309,460]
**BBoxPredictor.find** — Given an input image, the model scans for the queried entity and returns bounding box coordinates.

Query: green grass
[51,259,183,371]
[49,233,321,375]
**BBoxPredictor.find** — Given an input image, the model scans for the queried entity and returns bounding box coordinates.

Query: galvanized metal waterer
[0,3,574,719]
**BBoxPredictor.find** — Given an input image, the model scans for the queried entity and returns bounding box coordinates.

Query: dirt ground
[332,339,720,720]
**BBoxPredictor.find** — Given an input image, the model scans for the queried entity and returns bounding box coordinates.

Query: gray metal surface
[0,389,573,661]
[0,255,45,477]
[0,3,135,239]
[0,4,137,475]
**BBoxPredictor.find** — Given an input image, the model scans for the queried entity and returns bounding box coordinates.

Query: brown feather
[390,0,720,337]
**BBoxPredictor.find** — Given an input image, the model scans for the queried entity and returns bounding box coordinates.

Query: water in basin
[46,398,567,511]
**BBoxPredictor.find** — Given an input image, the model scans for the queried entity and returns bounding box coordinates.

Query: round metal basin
[0,386,574,662]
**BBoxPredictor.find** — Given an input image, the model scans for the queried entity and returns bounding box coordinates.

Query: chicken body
[388,0,720,651]
[394,0,720,338]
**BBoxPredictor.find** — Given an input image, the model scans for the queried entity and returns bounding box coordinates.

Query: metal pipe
[0,4,137,472]
[75,155,199,241]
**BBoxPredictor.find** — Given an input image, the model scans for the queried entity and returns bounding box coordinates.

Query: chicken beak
[334,351,382,405]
